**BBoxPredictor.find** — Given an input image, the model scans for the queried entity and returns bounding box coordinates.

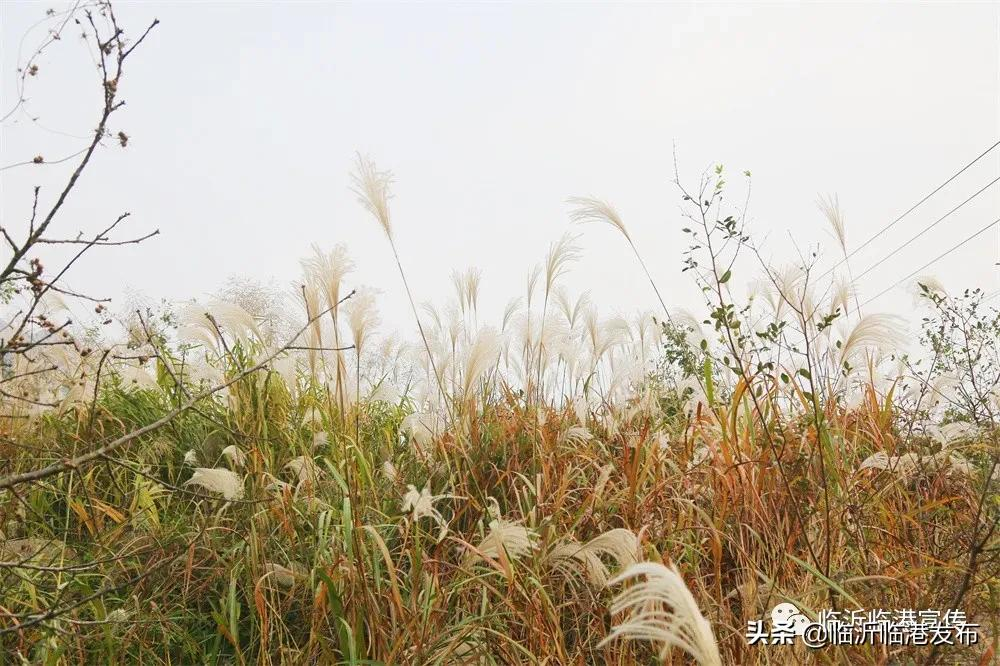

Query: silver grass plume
[501,297,523,333]
[837,313,907,367]
[526,264,543,310]
[817,194,848,256]
[568,196,673,324]
[460,327,500,401]
[351,154,449,414]
[601,561,722,666]
[346,286,380,358]
[185,468,244,501]
[401,483,452,542]
[548,528,639,588]
[473,519,539,562]
[351,153,393,240]
[543,233,581,298]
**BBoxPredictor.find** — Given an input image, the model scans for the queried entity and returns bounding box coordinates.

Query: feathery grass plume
[749,275,782,318]
[817,193,848,256]
[184,468,244,501]
[183,449,199,466]
[176,304,221,349]
[543,233,581,298]
[220,445,246,470]
[114,363,159,391]
[525,264,542,309]
[351,153,393,240]
[548,528,639,588]
[632,310,660,364]
[294,278,325,379]
[312,431,329,451]
[304,245,354,328]
[902,370,960,410]
[177,299,261,349]
[444,303,464,351]
[535,233,582,399]
[305,244,355,314]
[271,354,299,392]
[568,196,673,324]
[837,313,907,367]
[912,275,948,303]
[261,562,305,589]
[568,197,631,240]
[858,449,975,479]
[345,286,380,359]
[582,309,628,370]
[501,297,523,333]
[830,274,855,318]
[558,424,593,447]
[555,287,591,330]
[671,308,707,348]
[263,473,292,494]
[421,302,444,335]
[769,264,807,318]
[451,270,467,314]
[474,519,539,562]
[608,357,644,403]
[284,456,320,484]
[401,483,451,542]
[451,267,482,320]
[301,406,323,430]
[688,443,712,469]
[601,561,722,666]
[460,327,500,401]
[352,154,449,414]
[856,451,897,473]
[571,395,591,425]
[402,411,442,456]
[927,421,977,446]
[304,244,355,410]
[592,462,615,497]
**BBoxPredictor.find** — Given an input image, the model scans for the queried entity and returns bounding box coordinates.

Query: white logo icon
[770,602,810,636]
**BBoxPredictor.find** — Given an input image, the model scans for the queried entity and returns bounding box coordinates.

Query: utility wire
[858,216,1000,309]
[850,175,1000,284]
[819,139,1000,280]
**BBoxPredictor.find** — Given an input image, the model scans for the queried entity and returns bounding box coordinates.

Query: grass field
[1,4,997,661]
[2,157,997,665]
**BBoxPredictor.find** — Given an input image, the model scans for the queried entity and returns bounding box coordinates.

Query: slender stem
[389,240,452,420]
[628,238,674,325]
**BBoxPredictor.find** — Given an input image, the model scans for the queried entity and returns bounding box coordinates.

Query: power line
[820,139,1000,280]
[858,216,1000,309]
[851,175,1000,284]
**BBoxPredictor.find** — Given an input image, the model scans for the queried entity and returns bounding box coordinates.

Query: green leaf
[786,554,863,608]
[719,270,732,284]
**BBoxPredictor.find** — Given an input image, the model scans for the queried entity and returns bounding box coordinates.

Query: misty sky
[2,1,998,338]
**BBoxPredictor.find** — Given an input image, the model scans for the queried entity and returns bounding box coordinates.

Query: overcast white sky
[2,1,998,337]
